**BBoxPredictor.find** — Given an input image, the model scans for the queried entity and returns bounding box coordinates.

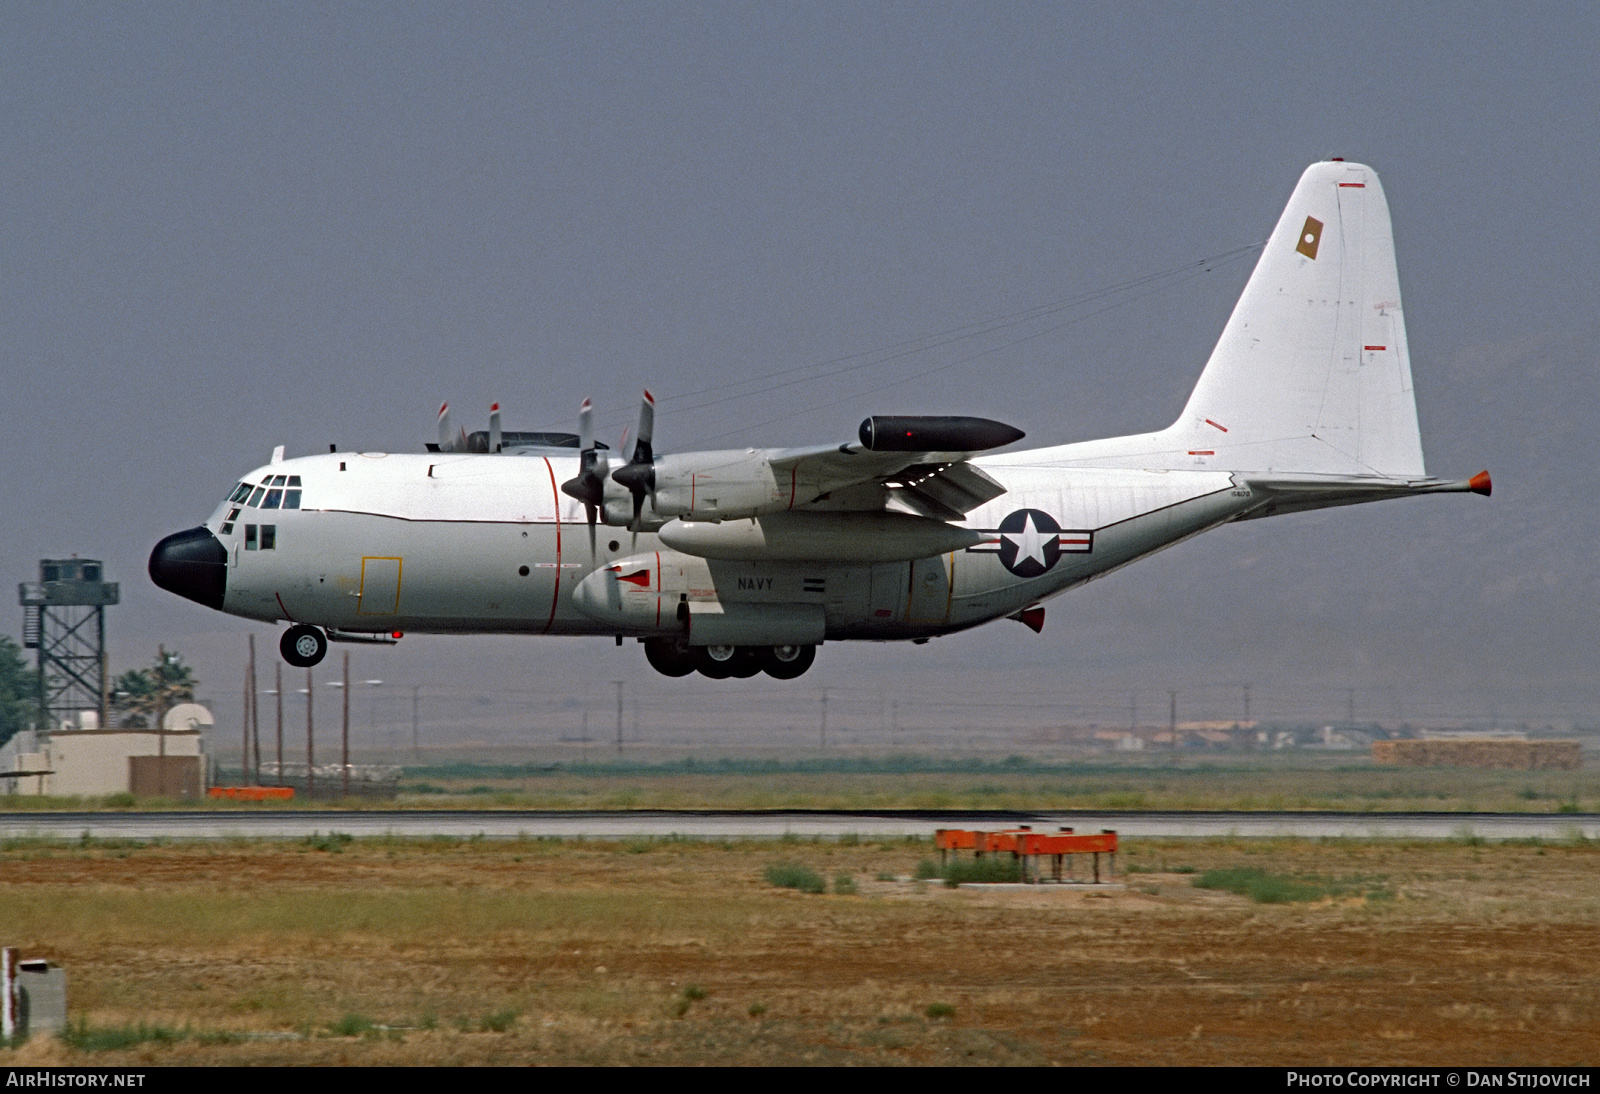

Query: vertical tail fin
[1061,161,1427,478]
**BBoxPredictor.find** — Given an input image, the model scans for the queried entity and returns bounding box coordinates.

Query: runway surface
[2,809,1597,841]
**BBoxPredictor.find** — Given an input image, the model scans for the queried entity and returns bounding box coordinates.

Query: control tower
[19,559,119,732]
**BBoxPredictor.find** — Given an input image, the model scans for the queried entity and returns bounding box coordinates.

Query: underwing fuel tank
[657,510,980,562]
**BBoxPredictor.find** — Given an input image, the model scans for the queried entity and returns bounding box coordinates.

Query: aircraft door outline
[358,556,402,615]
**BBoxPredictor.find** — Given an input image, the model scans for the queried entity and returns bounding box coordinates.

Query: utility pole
[1242,683,1252,724]
[248,634,260,786]
[613,680,625,755]
[1129,690,1137,732]
[819,687,828,751]
[241,658,251,785]
[1347,687,1356,727]
[1168,690,1178,752]
[275,663,284,785]
[342,651,351,798]
[411,685,420,762]
[305,667,314,797]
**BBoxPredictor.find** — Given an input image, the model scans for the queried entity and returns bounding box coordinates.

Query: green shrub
[329,1013,375,1037]
[925,1002,955,1020]
[61,1020,187,1051]
[1193,867,1325,904]
[941,857,1023,888]
[305,831,354,853]
[764,862,825,893]
[480,1008,518,1032]
[833,873,858,895]
[913,858,941,880]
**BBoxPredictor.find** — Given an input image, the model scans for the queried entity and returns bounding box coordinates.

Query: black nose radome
[149,526,227,611]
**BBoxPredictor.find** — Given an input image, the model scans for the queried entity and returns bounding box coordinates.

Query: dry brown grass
[2,834,1598,1065]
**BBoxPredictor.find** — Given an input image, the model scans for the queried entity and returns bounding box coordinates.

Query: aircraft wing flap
[767,444,989,501]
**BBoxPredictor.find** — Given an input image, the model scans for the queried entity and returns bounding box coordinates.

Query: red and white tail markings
[1204,419,1228,432]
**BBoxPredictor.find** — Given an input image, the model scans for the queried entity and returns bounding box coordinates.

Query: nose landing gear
[280,624,328,668]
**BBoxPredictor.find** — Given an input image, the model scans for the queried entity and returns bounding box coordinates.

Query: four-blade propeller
[609,390,657,546]
[558,399,608,562]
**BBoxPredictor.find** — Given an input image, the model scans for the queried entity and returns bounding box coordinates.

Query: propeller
[558,399,607,562]
[610,390,657,547]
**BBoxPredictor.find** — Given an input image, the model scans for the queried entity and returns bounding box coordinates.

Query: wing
[768,444,1011,520]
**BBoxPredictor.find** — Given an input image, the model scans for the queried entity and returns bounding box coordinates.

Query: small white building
[0,705,212,798]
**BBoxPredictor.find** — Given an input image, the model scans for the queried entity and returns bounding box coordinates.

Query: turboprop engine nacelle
[650,450,793,521]
[603,450,807,528]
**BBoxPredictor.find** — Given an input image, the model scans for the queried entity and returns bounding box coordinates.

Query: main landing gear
[643,639,816,680]
[280,624,328,668]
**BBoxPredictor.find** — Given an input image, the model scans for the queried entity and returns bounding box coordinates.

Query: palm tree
[113,647,197,738]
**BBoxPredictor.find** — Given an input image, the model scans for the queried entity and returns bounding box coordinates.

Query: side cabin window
[244,524,277,551]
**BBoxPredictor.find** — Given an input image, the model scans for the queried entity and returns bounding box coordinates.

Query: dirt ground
[2,834,1597,1066]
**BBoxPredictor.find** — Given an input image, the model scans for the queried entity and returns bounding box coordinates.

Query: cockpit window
[237,476,306,509]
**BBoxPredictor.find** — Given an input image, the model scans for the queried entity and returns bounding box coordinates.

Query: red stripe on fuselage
[541,457,561,634]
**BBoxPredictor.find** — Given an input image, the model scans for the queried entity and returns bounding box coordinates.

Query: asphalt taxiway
[1,809,1596,841]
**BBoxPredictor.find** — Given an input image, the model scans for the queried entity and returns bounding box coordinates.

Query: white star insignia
[1004,513,1051,569]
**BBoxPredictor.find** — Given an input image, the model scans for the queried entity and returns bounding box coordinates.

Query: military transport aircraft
[150,160,1489,680]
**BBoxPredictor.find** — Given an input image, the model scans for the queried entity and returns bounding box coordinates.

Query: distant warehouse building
[1372,739,1581,770]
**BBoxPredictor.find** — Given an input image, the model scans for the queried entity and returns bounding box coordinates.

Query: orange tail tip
[1469,470,1492,497]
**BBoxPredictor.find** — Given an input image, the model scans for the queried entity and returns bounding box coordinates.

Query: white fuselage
[203,447,1247,643]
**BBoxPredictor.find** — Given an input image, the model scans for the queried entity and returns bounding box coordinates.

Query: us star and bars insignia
[966,508,1093,578]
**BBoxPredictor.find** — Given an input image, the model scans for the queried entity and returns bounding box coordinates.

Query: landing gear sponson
[644,639,815,680]
[273,623,812,680]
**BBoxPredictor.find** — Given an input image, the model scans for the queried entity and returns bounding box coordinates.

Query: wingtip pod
[1469,470,1492,497]
[858,415,1025,452]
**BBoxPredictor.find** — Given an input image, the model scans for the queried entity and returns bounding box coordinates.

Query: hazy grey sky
[4,4,1596,734]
